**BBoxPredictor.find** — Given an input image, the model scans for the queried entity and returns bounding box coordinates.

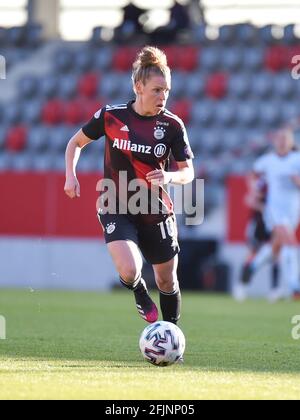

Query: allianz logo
[113,138,167,158]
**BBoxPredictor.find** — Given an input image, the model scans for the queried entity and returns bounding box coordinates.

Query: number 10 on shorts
[159,218,176,240]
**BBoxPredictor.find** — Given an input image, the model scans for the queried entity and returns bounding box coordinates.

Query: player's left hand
[146,169,172,186]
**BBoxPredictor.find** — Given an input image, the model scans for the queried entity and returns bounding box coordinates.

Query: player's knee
[156,275,178,293]
[119,265,140,284]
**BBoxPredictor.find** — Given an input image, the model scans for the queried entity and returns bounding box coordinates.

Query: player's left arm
[146,160,194,186]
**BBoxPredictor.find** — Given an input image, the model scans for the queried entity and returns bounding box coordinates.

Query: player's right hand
[64,176,81,199]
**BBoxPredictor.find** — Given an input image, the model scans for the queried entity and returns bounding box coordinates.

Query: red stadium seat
[112,47,139,72]
[42,99,65,125]
[170,100,192,124]
[286,45,300,70]
[5,125,28,152]
[264,45,287,72]
[176,46,199,72]
[78,72,99,98]
[163,46,177,69]
[64,100,85,125]
[205,73,228,99]
[82,98,105,121]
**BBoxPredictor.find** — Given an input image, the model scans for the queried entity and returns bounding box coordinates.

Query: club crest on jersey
[154,144,167,158]
[154,126,166,141]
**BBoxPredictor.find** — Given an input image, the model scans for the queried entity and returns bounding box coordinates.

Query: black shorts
[97,213,180,265]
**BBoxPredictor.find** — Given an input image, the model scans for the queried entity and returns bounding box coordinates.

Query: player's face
[273,130,294,156]
[136,75,171,116]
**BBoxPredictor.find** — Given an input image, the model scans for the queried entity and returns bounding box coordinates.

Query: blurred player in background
[64,46,195,325]
[235,175,280,301]
[235,129,300,301]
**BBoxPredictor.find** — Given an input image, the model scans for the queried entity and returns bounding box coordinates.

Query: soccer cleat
[136,302,159,323]
[268,288,285,303]
[233,284,248,302]
[134,280,159,323]
[241,263,255,285]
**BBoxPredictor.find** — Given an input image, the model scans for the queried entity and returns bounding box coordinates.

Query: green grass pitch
[0,289,300,400]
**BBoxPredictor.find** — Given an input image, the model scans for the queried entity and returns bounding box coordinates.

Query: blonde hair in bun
[132,46,171,90]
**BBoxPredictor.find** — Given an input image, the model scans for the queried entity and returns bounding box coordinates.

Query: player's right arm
[64,130,94,199]
[64,107,106,199]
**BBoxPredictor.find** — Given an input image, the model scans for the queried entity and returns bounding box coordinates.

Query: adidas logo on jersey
[120,125,130,132]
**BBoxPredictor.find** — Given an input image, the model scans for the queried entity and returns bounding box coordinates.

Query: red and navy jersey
[82,101,194,224]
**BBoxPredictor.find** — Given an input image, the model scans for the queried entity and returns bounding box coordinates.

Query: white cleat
[233,284,248,302]
[268,288,285,303]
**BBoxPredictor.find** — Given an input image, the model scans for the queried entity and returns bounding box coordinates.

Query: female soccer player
[237,128,300,300]
[64,46,195,324]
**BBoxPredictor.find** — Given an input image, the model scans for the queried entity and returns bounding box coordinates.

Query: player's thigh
[273,225,297,246]
[107,240,143,280]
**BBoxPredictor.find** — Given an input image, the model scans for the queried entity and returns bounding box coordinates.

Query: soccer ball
[139,321,186,367]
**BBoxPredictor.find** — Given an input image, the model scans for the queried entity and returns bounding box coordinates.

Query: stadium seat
[222,47,243,72]
[27,126,50,152]
[201,129,222,153]
[4,103,22,125]
[59,75,78,99]
[274,72,296,99]
[243,47,264,71]
[259,25,284,44]
[78,72,99,98]
[74,49,94,73]
[236,101,260,127]
[5,125,28,152]
[31,152,54,172]
[200,47,221,71]
[205,73,228,99]
[219,25,236,45]
[54,49,75,73]
[64,100,85,125]
[42,99,65,125]
[185,73,206,99]
[170,72,186,99]
[112,47,138,72]
[40,76,58,99]
[0,126,7,150]
[264,45,287,72]
[259,101,282,127]
[252,72,274,98]
[10,151,33,172]
[193,24,210,45]
[47,126,70,153]
[237,24,258,45]
[222,128,243,152]
[228,74,251,99]
[100,73,122,98]
[191,100,215,127]
[170,100,192,124]
[215,100,237,127]
[176,46,198,72]
[95,47,114,71]
[18,75,39,99]
[82,99,105,122]
[22,100,42,125]
[0,151,12,171]
[281,101,299,121]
